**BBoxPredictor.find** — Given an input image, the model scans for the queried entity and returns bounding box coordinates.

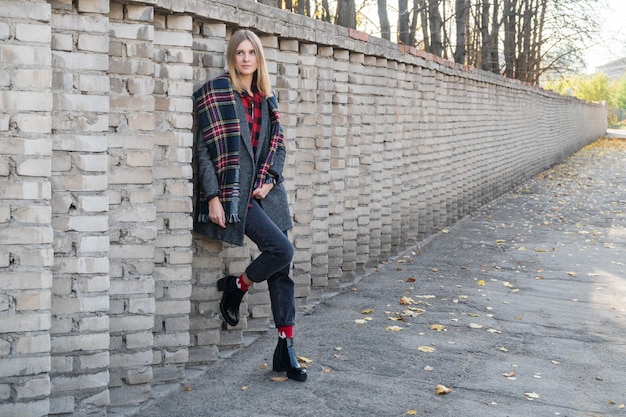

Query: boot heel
[272,337,307,382]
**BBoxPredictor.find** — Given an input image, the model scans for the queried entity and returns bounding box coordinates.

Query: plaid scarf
[194,73,283,224]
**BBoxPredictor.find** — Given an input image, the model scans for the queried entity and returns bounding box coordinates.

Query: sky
[584,0,626,72]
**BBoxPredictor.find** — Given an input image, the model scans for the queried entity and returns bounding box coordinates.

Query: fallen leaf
[355,319,367,324]
[406,410,417,415]
[424,365,434,371]
[406,277,416,282]
[502,282,515,288]
[400,296,416,305]
[432,268,439,272]
[487,328,501,334]
[184,386,192,391]
[435,384,452,395]
[334,347,342,351]
[403,308,425,317]
[386,325,403,332]
[361,309,373,314]
[499,347,509,352]
[260,363,268,369]
[271,376,289,382]
[429,324,446,332]
[502,370,517,378]
[477,279,486,286]
[567,271,577,277]
[323,367,332,373]
[241,385,249,390]
[468,323,484,329]
[524,392,540,400]
[418,346,435,353]
[551,360,560,365]
[298,356,313,364]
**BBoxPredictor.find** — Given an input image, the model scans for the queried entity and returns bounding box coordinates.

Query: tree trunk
[398,0,410,44]
[489,0,500,73]
[378,0,391,40]
[428,0,442,56]
[336,0,357,28]
[419,0,430,51]
[503,0,516,77]
[453,0,469,63]
[321,0,331,22]
[408,0,420,47]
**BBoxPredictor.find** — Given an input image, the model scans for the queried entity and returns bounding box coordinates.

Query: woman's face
[235,39,258,78]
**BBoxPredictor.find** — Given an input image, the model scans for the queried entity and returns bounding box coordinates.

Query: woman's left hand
[252,182,274,200]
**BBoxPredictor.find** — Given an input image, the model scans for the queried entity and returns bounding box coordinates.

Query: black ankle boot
[272,337,307,382]
[217,276,245,326]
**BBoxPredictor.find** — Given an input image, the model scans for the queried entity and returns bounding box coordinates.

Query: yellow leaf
[435,384,452,395]
[524,392,540,399]
[400,296,415,305]
[298,356,313,364]
[502,281,514,288]
[432,268,438,272]
[429,324,446,332]
[271,376,289,382]
[386,325,403,332]
[361,309,373,314]
[496,239,506,243]
[406,410,417,415]
[418,346,435,353]
[184,386,192,391]
[260,363,268,369]
[477,279,486,286]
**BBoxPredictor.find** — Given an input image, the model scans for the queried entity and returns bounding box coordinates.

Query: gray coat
[194,93,293,246]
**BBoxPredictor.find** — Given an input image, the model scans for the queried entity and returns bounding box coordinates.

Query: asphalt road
[124,135,626,417]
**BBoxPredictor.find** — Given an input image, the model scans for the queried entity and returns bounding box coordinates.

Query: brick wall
[0,0,606,415]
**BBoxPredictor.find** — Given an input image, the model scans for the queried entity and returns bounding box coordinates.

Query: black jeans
[244,199,295,327]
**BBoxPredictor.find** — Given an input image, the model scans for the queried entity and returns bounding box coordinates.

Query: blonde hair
[226,29,273,97]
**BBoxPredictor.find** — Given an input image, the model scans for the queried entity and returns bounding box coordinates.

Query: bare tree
[336,0,357,28]
[428,0,443,56]
[453,0,469,63]
[398,0,411,44]
[378,0,391,40]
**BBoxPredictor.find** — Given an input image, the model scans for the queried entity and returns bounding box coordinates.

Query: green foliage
[572,73,610,103]
[614,76,626,110]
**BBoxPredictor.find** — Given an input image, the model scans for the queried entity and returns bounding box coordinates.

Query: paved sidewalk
[131,136,626,417]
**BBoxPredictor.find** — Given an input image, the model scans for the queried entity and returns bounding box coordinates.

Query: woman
[193,29,306,382]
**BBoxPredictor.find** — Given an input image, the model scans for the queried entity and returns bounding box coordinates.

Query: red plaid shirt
[240,88,264,155]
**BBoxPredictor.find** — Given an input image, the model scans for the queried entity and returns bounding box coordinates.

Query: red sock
[236,274,251,292]
[278,326,293,339]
